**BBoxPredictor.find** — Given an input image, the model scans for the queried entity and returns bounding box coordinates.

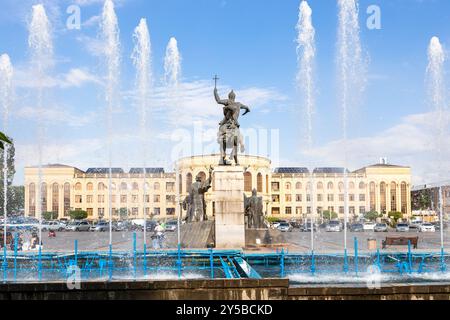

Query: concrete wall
[1,280,450,300]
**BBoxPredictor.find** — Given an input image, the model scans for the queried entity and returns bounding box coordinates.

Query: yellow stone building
[24,155,411,221]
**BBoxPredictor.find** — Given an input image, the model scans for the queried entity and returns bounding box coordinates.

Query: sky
[1,0,450,185]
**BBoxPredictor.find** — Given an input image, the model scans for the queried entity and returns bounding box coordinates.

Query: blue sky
[1,0,450,185]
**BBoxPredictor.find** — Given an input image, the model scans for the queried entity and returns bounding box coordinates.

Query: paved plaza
[13,229,450,254]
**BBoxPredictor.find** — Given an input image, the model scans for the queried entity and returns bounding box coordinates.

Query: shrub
[69,210,88,220]
[322,210,338,220]
[364,210,380,221]
[42,211,58,220]
[388,211,403,222]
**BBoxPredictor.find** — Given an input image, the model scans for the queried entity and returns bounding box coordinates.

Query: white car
[41,221,65,231]
[419,223,436,232]
[326,221,342,232]
[65,220,91,232]
[363,221,376,231]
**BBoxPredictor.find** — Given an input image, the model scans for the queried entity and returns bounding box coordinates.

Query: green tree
[322,210,338,220]
[119,208,128,220]
[364,210,380,221]
[42,211,58,220]
[388,211,403,222]
[0,138,17,216]
[69,210,88,220]
[0,132,12,150]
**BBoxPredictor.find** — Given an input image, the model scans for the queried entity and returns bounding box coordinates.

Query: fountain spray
[164,37,182,247]
[296,0,316,254]
[132,18,153,250]
[101,0,120,249]
[28,5,53,263]
[0,54,13,253]
[337,0,366,264]
[426,36,446,257]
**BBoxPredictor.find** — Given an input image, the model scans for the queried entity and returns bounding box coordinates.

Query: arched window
[63,183,70,216]
[98,182,106,191]
[285,182,291,190]
[198,171,206,183]
[380,182,386,214]
[306,182,312,191]
[257,173,263,193]
[86,182,93,191]
[41,182,47,214]
[390,182,397,212]
[338,182,344,192]
[144,182,150,192]
[52,183,59,214]
[154,182,160,191]
[369,182,376,211]
[132,182,139,191]
[401,182,407,214]
[296,182,302,189]
[244,172,252,192]
[121,182,128,191]
[317,182,323,190]
[75,182,82,191]
[349,182,355,189]
[186,173,192,191]
[359,182,365,189]
[327,182,334,190]
[29,183,36,216]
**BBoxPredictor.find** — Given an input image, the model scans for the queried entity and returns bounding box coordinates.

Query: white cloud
[303,111,450,185]
[15,105,96,127]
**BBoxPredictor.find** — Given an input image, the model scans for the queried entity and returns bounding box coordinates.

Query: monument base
[214,165,246,249]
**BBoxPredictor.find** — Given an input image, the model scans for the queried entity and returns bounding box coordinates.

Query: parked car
[374,223,388,232]
[289,220,302,229]
[65,220,91,232]
[363,221,376,231]
[271,220,285,229]
[277,222,293,232]
[349,223,364,232]
[326,220,342,232]
[41,220,65,232]
[90,221,109,232]
[164,220,178,232]
[409,221,422,230]
[396,223,410,232]
[300,222,318,232]
[419,223,436,233]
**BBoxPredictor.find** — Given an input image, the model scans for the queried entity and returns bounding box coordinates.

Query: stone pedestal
[214,166,246,248]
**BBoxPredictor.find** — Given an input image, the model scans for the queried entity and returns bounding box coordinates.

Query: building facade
[411,182,450,219]
[24,156,412,221]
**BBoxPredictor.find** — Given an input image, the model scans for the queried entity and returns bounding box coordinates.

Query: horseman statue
[213,76,250,165]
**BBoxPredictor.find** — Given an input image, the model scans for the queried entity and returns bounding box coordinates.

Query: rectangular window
[296,194,302,202]
[132,195,138,203]
[87,208,93,217]
[339,194,344,202]
[87,195,93,203]
[153,207,160,215]
[306,194,311,202]
[285,194,292,202]
[317,194,323,202]
[285,207,292,215]
[327,194,334,202]
[154,195,160,203]
[359,206,366,214]
[120,195,127,203]
[339,206,344,214]
[98,208,105,217]
[296,207,302,215]
[271,182,280,192]
[144,195,150,203]
[359,194,365,201]
[166,195,176,204]
[166,182,175,192]
[307,207,311,214]
[349,194,355,202]
[75,195,82,204]
[166,208,175,215]
[271,207,280,215]
[349,206,355,214]
[98,195,105,203]
[272,195,280,203]
[132,207,138,216]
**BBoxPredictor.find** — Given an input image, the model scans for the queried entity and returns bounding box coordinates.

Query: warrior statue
[244,188,265,229]
[213,75,250,166]
[182,167,213,222]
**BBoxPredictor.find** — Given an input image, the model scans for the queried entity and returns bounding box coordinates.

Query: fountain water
[164,37,182,248]
[296,0,316,254]
[132,18,153,251]
[28,5,53,268]
[337,0,366,267]
[426,36,446,257]
[0,54,13,253]
[100,0,121,252]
